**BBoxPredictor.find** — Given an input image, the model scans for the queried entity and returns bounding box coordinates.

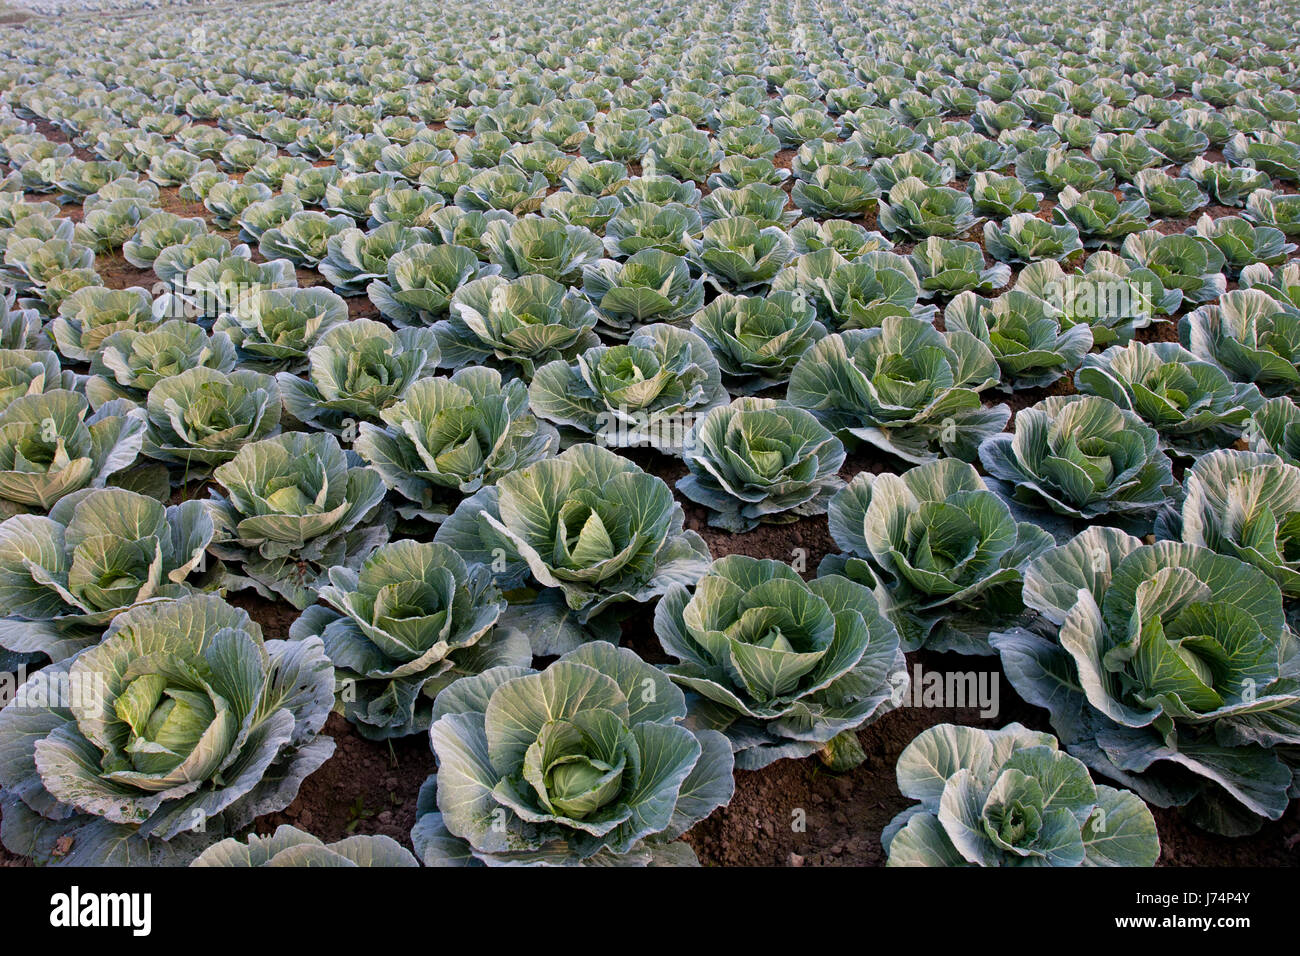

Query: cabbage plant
[121,211,206,269]
[791,164,880,218]
[1162,449,1300,598]
[141,367,282,478]
[690,291,825,394]
[884,723,1159,866]
[237,195,303,242]
[770,249,935,331]
[435,443,709,635]
[411,641,734,865]
[677,397,845,532]
[710,155,788,190]
[655,555,904,771]
[316,222,430,295]
[368,243,498,327]
[1128,171,1206,219]
[1012,253,1174,346]
[1248,396,1300,465]
[603,201,701,258]
[152,234,243,287]
[277,319,440,432]
[0,348,75,413]
[788,318,1007,464]
[1240,262,1300,311]
[434,274,601,379]
[369,186,445,230]
[1181,158,1270,207]
[991,527,1300,835]
[194,826,417,867]
[1,234,95,294]
[1181,289,1300,397]
[0,487,213,664]
[213,287,350,373]
[75,198,152,254]
[355,366,558,523]
[580,249,704,338]
[967,171,1041,218]
[877,177,979,239]
[529,323,727,455]
[1017,149,1114,195]
[645,130,724,183]
[50,286,158,363]
[1053,186,1151,246]
[0,390,144,517]
[0,289,44,350]
[945,290,1092,390]
[540,192,621,232]
[979,395,1174,522]
[204,181,272,229]
[84,320,239,408]
[909,237,1011,298]
[207,431,389,608]
[1121,230,1226,309]
[685,216,793,292]
[1188,214,1294,276]
[983,213,1084,264]
[561,157,628,196]
[1077,341,1262,455]
[1245,190,1300,237]
[291,539,530,739]
[789,219,890,259]
[1224,132,1300,182]
[0,593,336,865]
[821,459,1053,654]
[701,183,796,228]
[254,210,351,267]
[327,171,399,219]
[483,216,604,286]
[182,254,297,319]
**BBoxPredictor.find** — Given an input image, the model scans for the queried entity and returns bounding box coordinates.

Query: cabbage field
[0,0,1297,871]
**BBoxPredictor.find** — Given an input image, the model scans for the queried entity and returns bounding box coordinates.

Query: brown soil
[347,295,381,319]
[93,250,157,291]
[255,712,435,848]
[1003,372,1077,425]
[1152,203,1240,236]
[159,192,209,220]
[226,590,301,641]
[1133,315,1182,345]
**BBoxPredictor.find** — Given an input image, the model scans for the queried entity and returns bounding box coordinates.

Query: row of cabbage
[0,0,1297,867]
[1,0,224,16]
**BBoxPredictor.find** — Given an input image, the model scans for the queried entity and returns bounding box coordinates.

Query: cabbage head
[411,641,734,865]
[0,593,336,865]
[291,539,531,739]
[991,527,1300,835]
[655,555,905,771]
[821,459,1053,654]
[883,723,1159,866]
